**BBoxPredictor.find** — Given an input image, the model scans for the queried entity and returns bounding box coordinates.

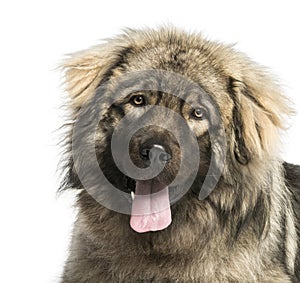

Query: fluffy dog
[59,27,300,282]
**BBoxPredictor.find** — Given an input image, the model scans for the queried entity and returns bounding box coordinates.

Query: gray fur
[59,27,299,282]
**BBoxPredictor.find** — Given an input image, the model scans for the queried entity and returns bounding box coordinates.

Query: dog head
[61,27,292,233]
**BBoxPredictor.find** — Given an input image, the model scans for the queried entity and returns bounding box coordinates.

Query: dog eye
[130,95,146,106]
[191,108,206,120]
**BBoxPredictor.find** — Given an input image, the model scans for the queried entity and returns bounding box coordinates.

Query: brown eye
[191,108,206,120]
[130,95,146,106]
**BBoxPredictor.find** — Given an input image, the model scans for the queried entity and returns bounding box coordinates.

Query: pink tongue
[130,180,172,233]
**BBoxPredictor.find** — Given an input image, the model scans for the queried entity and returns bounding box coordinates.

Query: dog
[59,27,300,282]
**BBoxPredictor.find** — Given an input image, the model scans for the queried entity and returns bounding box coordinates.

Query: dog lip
[124,176,136,193]
[124,176,176,195]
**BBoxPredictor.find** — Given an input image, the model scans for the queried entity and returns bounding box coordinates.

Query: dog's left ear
[228,75,292,165]
[60,43,131,109]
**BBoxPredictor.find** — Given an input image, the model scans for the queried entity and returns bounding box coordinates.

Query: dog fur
[59,27,300,282]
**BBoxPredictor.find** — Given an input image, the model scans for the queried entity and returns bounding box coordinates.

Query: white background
[0,1,299,282]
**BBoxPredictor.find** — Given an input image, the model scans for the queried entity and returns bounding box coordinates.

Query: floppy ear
[61,43,131,109]
[228,75,292,165]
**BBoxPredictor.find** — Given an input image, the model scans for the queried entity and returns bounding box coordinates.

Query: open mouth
[121,143,173,233]
[128,178,172,233]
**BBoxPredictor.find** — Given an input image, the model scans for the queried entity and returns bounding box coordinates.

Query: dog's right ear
[228,76,292,165]
[61,43,131,109]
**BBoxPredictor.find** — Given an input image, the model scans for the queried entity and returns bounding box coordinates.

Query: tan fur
[60,27,299,282]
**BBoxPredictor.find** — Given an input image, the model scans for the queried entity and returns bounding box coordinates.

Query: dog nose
[140,144,172,163]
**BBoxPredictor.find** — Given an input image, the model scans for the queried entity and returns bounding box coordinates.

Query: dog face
[90,76,217,232]
[106,90,211,182]
[62,27,291,233]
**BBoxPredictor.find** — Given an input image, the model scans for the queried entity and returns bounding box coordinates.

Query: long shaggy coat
[59,27,300,283]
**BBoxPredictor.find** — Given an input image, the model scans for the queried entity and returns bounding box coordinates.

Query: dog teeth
[131,191,135,200]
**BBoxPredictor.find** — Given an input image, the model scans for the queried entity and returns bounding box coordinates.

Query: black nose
[140,144,172,163]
